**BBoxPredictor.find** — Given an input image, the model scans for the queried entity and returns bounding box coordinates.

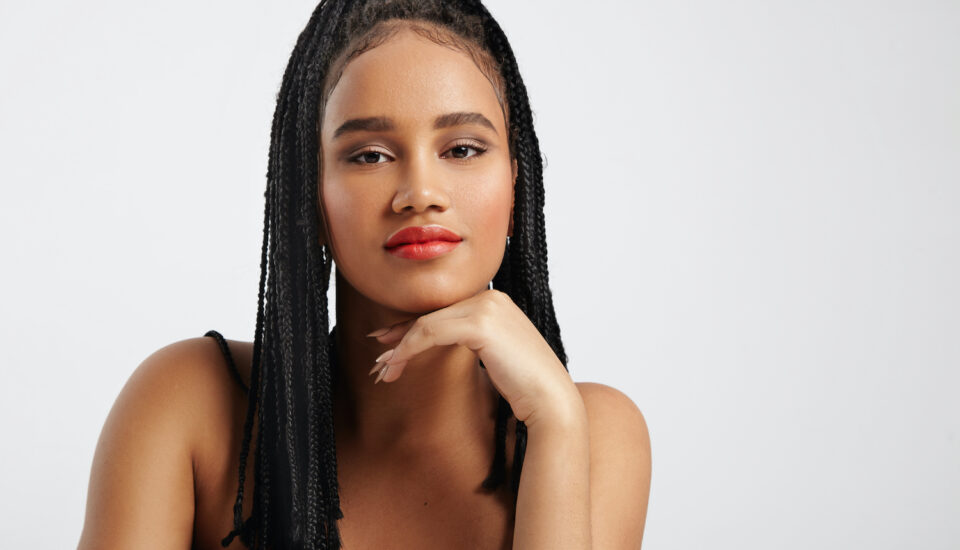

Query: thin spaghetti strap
[204,330,250,395]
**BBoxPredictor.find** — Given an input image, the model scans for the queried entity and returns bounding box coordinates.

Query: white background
[1,1,957,548]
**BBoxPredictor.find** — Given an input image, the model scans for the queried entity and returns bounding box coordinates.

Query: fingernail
[367,327,390,337]
[369,361,386,376]
[374,363,390,384]
[374,348,395,364]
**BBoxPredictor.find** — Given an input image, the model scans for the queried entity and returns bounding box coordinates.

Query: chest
[193,444,516,550]
[335,483,515,549]
[190,347,517,549]
[333,451,516,549]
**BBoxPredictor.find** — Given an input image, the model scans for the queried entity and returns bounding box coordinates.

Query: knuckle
[491,289,512,306]
[416,318,434,339]
[475,309,494,333]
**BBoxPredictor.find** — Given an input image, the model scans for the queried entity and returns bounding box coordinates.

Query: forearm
[513,387,592,550]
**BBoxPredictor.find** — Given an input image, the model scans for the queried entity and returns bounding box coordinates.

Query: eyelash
[347,140,489,165]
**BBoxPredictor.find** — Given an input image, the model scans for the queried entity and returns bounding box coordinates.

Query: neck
[331,270,497,461]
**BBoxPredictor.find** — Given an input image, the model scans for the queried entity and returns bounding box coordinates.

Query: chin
[383,286,479,314]
[336,262,496,314]
[377,272,492,310]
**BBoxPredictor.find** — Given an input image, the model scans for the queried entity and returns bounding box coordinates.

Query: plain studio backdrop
[1,1,957,548]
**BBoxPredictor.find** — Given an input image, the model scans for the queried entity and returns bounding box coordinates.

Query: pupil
[453,146,467,158]
[363,152,380,163]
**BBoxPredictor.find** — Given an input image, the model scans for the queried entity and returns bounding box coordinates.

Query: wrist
[524,382,588,434]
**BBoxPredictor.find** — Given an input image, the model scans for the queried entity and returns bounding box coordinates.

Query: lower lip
[386,240,461,260]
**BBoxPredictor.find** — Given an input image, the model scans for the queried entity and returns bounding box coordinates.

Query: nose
[391,148,450,214]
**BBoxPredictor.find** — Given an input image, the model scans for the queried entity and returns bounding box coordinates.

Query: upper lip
[385,224,462,248]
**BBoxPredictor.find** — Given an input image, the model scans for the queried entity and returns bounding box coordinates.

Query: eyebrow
[331,111,498,140]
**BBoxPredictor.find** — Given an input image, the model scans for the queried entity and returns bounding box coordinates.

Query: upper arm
[577,382,652,550]
[78,339,210,550]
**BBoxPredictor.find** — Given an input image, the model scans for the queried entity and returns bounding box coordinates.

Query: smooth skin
[78,24,651,550]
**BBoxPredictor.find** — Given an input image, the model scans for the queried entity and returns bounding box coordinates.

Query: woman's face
[319,27,516,314]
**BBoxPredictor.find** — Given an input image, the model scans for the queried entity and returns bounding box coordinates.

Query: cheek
[459,170,513,241]
[323,185,358,231]
[471,183,513,284]
[320,178,380,263]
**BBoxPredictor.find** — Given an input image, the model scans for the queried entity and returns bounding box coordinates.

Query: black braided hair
[223,1,568,548]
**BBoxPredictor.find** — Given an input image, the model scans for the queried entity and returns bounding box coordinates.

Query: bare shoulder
[575,382,652,549]
[575,382,648,430]
[78,337,241,549]
[110,336,246,447]
[575,382,650,462]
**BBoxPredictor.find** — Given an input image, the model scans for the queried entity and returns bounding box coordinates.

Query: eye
[347,149,392,165]
[443,140,488,161]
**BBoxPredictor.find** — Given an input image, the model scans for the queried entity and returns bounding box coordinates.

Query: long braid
[221,1,568,547]
[295,2,350,547]
[229,7,310,542]
[276,9,311,528]
[220,76,280,546]
[255,287,275,548]
[294,3,348,547]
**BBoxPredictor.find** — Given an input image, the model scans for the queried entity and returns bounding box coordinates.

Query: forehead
[321,28,505,136]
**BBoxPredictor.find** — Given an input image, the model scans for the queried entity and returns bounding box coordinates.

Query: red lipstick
[385,224,462,260]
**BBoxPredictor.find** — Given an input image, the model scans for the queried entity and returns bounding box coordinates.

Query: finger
[378,359,406,383]
[367,318,416,344]
[381,314,480,382]
[382,291,500,368]
[368,296,481,344]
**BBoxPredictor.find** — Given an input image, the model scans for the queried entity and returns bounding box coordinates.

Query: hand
[367,289,576,424]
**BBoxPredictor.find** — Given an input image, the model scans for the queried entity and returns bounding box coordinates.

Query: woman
[78,1,651,548]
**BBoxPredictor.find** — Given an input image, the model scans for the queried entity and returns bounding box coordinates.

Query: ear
[508,158,517,237]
